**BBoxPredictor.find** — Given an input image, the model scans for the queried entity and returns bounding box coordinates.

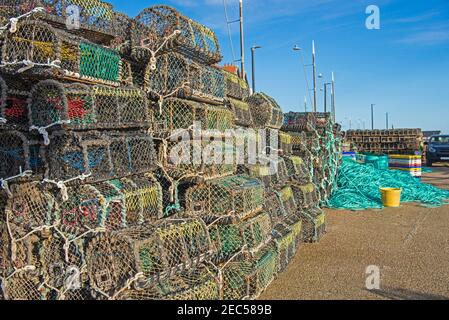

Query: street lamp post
[371,104,375,130]
[251,45,261,94]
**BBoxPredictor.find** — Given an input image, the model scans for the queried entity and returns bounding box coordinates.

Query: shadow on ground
[368,287,449,300]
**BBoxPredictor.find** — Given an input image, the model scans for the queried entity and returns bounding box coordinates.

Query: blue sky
[109,0,449,133]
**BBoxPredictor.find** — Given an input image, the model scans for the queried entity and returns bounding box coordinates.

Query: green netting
[327,158,449,210]
[79,42,121,82]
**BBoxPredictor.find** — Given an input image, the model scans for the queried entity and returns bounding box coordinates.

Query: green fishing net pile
[327,158,449,210]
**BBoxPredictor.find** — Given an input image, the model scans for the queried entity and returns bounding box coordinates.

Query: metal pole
[304,96,307,112]
[331,72,336,122]
[251,47,255,94]
[324,84,328,113]
[312,40,317,112]
[239,0,245,79]
[386,112,389,130]
[371,104,375,130]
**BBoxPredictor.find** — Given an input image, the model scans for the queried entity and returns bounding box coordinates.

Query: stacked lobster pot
[283,112,342,242]
[227,87,305,273]
[0,0,170,300]
[113,5,280,300]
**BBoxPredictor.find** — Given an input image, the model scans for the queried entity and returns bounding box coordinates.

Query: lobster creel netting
[132,5,222,65]
[279,132,293,156]
[223,69,250,101]
[0,130,45,181]
[1,20,122,86]
[0,0,115,43]
[300,208,326,243]
[184,175,265,220]
[85,219,215,297]
[220,243,278,300]
[238,164,274,191]
[283,156,311,185]
[28,80,151,130]
[0,73,35,129]
[50,178,160,238]
[45,130,156,185]
[245,93,284,130]
[204,212,272,264]
[272,222,294,272]
[160,138,236,181]
[1,268,44,300]
[153,98,234,137]
[106,174,164,225]
[283,112,316,132]
[226,98,253,128]
[269,158,290,188]
[142,52,225,105]
[116,264,219,300]
[291,183,319,210]
[38,233,92,300]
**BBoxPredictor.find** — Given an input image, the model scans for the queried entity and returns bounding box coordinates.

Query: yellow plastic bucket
[380,188,402,208]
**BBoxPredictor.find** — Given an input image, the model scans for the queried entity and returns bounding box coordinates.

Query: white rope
[42,172,92,202]
[0,59,61,73]
[29,120,70,145]
[155,81,190,114]
[138,29,181,70]
[0,170,33,198]
[0,7,45,33]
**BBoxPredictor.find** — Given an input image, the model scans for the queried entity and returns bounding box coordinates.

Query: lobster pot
[154,98,234,137]
[270,158,289,187]
[85,229,144,298]
[108,132,157,178]
[272,223,294,272]
[389,155,422,177]
[1,269,44,300]
[291,183,319,209]
[143,52,225,104]
[283,112,315,132]
[39,234,88,298]
[223,69,250,101]
[45,131,112,184]
[28,80,151,130]
[207,213,272,264]
[284,156,311,184]
[0,74,34,129]
[1,20,122,86]
[116,264,219,300]
[290,132,305,156]
[240,164,273,190]
[263,192,285,223]
[245,93,284,130]
[284,214,303,252]
[279,132,293,156]
[0,225,38,277]
[4,183,56,242]
[221,244,278,300]
[300,209,326,243]
[106,175,163,225]
[0,130,44,181]
[162,138,236,181]
[0,0,115,43]
[132,5,221,65]
[278,186,297,217]
[226,98,253,128]
[283,112,332,133]
[55,183,126,238]
[185,175,265,220]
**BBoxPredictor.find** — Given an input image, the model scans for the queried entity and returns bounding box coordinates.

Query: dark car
[425,135,449,166]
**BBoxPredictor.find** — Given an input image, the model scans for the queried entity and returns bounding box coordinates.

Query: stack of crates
[389,155,422,177]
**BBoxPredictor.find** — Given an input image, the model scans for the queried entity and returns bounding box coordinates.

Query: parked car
[425,135,449,166]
